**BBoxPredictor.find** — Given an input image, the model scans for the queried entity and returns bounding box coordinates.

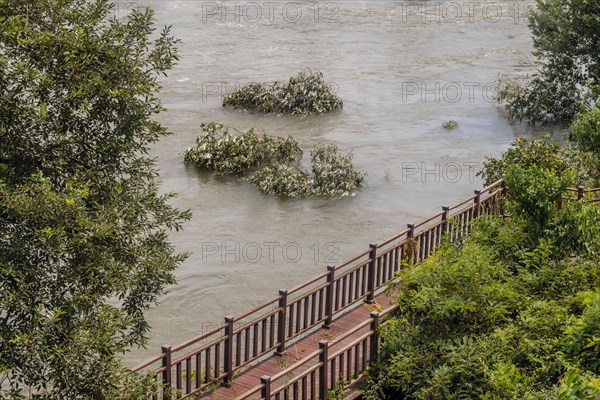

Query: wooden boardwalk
[211,294,393,399]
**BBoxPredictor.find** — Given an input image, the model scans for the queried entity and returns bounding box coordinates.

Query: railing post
[578,186,585,200]
[369,312,380,364]
[260,375,272,400]
[323,266,335,328]
[405,224,415,265]
[365,244,377,304]
[275,289,288,356]
[161,345,172,400]
[500,180,507,217]
[473,189,481,218]
[319,340,329,400]
[441,206,449,234]
[223,316,234,386]
[558,196,563,211]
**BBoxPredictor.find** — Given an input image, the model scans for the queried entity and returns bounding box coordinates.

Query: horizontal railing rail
[127,179,599,399]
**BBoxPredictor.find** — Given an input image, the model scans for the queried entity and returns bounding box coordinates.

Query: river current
[127,0,559,363]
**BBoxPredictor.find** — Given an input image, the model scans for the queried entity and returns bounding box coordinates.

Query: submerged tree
[0,1,189,398]
[498,0,600,124]
[222,70,343,115]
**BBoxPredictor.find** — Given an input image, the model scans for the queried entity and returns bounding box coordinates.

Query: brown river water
[126,0,563,364]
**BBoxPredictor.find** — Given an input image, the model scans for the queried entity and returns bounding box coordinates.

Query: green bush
[362,167,600,400]
[222,70,343,115]
[246,164,313,197]
[478,136,569,186]
[247,143,366,197]
[183,122,302,174]
[571,107,600,156]
[184,123,365,197]
[478,135,600,188]
[310,143,366,196]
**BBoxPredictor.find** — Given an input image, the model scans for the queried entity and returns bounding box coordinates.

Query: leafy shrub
[362,167,600,400]
[503,165,574,242]
[184,123,365,197]
[442,120,459,129]
[310,143,366,196]
[222,70,343,115]
[247,143,366,197]
[183,122,301,174]
[571,107,600,156]
[246,164,313,197]
[478,136,570,186]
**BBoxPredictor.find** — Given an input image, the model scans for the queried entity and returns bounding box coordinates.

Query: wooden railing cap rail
[130,353,164,374]
[233,294,280,321]
[270,363,322,397]
[328,248,371,270]
[233,307,281,335]
[287,270,330,295]
[170,323,224,353]
[412,210,446,230]
[377,228,410,248]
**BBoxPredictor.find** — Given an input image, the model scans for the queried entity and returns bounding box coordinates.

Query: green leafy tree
[362,167,600,399]
[498,0,600,124]
[0,1,189,398]
[571,107,600,156]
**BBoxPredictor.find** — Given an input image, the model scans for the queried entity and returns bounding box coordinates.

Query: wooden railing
[234,304,398,400]
[128,180,600,399]
[563,186,600,204]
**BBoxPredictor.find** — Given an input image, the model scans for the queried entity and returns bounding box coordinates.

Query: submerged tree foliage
[0,1,189,398]
[183,122,302,174]
[248,143,366,197]
[184,123,365,197]
[363,165,600,399]
[497,0,600,124]
[222,70,343,115]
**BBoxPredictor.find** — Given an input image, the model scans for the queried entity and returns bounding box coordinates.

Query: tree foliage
[222,70,343,115]
[184,123,366,197]
[498,0,600,124]
[362,167,600,399]
[479,132,600,188]
[247,142,366,197]
[183,122,302,174]
[571,107,600,157]
[0,1,189,398]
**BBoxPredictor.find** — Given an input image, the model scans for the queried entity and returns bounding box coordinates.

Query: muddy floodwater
[128,0,560,364]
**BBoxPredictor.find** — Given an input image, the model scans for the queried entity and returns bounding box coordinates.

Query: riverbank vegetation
[497,0,600,124]
[363,160,600,399]
[184,123,366,197]
[362,108,600,399]
[479,109,600,189]
[0,1,189,398]
[222,70,343,115]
